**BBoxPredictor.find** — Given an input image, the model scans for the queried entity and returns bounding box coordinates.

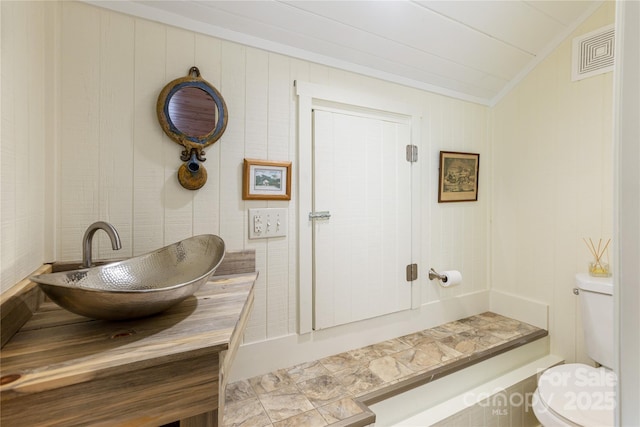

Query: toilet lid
[538,364,616,427]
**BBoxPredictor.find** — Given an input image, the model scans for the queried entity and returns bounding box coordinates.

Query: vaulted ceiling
[97,0,604,105]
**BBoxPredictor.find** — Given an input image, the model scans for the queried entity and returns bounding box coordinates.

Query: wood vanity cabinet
[0,252,256,427]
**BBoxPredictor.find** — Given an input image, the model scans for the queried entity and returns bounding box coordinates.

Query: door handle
[309,211,331,220]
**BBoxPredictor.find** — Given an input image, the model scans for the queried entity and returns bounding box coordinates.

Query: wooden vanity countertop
[0,271,257,426]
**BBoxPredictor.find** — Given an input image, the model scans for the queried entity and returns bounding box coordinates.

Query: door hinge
[406,145,418,162]
[406,264,418,282]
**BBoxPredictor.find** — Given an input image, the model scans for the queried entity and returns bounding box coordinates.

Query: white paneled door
[312,108,413,330]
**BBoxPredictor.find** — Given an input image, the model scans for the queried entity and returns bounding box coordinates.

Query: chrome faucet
[82,221,122,268]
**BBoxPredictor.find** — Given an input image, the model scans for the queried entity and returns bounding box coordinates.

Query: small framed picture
[243,159,292,200]
[438,151,480,203]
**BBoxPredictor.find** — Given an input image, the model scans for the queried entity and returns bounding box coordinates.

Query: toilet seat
[533,388,579,427]
[535,363,616,427]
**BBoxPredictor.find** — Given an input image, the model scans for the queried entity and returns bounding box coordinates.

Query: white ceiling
[95,0,604,105]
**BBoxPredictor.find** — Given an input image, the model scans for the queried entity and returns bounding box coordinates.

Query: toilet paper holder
[428,268,448,282]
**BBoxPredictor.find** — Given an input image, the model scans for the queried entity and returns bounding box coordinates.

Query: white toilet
[533,274,616,426]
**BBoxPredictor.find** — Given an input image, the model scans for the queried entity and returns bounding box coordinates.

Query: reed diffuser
[583,238,611,277]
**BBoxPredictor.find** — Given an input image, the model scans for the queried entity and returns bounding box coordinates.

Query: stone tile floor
[223,312,545,427]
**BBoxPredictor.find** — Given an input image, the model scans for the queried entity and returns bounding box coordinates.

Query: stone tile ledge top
[223,312,548,427]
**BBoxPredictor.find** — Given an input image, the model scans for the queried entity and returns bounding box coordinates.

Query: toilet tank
[576,273,614,368]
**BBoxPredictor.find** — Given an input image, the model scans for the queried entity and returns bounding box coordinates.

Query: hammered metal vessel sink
[31,234,225,320]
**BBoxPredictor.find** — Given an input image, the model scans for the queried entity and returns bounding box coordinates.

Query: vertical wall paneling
[97,10,134,261]
[243,47,269,343]
[475,103,490,294]
[244,49,269,159]
[420,100,435,305]
[423,95,490,304]
[218,41,246,250]
[267,55,291,160]
[266,233,290,338]
[58,2,101,260]
[423,99,440,305]
[19,4,44,278]
[243,249,267,343]
[0,1,47,292]
[2,3,18,286]
[491,3,614,364]
[192,34,222,237]
[266,54,291,339]
[3,3,494,370]
[133,19,166,255]
[549,43,581,363]
[44,1,61,264]
[163,27,195,246]
[1,2,13,289]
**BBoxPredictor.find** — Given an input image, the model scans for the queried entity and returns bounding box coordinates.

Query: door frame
[295,80,422,334]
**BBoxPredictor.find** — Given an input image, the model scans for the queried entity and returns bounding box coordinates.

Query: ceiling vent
[572,24,615,82]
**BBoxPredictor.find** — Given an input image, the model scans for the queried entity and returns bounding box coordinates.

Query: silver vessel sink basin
[31,235,225,320]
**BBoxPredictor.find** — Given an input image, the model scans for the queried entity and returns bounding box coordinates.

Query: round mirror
[168,87,217,137]
[157,67,228,151]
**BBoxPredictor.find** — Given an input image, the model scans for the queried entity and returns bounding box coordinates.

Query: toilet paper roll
[439,270,462,287]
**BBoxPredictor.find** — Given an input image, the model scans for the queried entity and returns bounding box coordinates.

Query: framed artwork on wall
[438,151,480,203]
[242,158,292,200]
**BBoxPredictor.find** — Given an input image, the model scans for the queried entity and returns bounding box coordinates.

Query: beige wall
[1,1,490,350]
[490,2,615,364]
[0,1,52,293]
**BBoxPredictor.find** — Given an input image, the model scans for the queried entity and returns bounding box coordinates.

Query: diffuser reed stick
[583,237,611,276]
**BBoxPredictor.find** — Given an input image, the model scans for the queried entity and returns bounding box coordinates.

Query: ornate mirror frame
[157,67,228,190]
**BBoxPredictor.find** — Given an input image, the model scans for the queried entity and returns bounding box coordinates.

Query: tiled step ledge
[224,312,548,427]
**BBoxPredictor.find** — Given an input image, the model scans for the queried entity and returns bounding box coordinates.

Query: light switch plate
[248,208,287,239]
